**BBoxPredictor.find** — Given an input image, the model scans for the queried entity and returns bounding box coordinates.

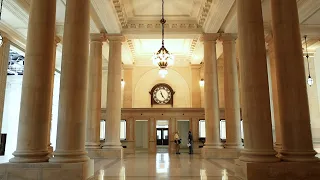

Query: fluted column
[270,0,318,161]
[50,0,90,163]
[10,0,56,163]
[220,34,242,149]
[85,34,105,149]
[47,36,61,157]
[237,0,278,162]
[102,35,124,149]
[265,35,282,152]
[169,117,177,153]
[0,37,10,137]
[203,34,222,149]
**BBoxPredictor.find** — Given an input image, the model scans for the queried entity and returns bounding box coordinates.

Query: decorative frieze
[113,0,128,27]
[197,0,213,27]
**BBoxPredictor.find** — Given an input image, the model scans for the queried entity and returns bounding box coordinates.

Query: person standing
[188,131,193,154]
[174,131,180,154]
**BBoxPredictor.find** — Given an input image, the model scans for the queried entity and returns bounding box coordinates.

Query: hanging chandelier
[152,0,174,78]
[304,36,313,87]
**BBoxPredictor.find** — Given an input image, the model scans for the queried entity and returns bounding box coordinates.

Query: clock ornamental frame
[149,83,175,107]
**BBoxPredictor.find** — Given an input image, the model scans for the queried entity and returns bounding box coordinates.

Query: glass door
[156,128,169,145]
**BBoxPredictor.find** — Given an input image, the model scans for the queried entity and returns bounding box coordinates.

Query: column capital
[219,33,237,42]
[190,64,202,69]
[107,34,126,42]
[122,64,134,70]
[90,33,107,42]
[201,33,220,42]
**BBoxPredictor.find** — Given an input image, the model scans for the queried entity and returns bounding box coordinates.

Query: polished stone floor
[91,152,240,180]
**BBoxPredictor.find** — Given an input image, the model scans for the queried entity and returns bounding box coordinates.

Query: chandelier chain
[304,36,311,76]
[161,0,165,47]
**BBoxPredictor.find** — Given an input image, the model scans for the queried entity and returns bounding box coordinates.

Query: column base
[201,147,241,158]
[279,149,319,162]
[239,149,279,163]
[48,145,54,158]
[0,159,94,180]
[235,159,320,180]
[101,141,122,148]
[121,140,135,154]
[49,150,89,163]
[85,142,101,149]
[274,142,282,152]
[9,150,49,163]
[224,142,243,149]
[87,148,123,159]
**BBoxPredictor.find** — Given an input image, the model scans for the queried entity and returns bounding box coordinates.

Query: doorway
[156,128,169,145]
[156,120,169,153]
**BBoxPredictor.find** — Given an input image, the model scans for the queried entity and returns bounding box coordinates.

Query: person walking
[188,131,193,154]
[174,131,181,154]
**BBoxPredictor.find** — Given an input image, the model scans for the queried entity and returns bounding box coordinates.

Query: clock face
[153,86,172,104]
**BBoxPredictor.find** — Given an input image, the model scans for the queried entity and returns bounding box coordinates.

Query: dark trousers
[189,143,193,154]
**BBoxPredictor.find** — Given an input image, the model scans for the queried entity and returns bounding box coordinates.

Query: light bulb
[199,79,204,87]
[307,75,313,86]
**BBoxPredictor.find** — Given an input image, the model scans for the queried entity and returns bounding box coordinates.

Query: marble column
[85,33,105,149]
[220,34,242,149]
[0,37,10,137]
[236,0,278,162]
[265,35,282,152]
[102,35,124,149]
[191,65,202,108]
[203,34,222,149]
[148,117,156,153]
[123,65,133,108]
[47,36,61,157]
[270,0,318,161]
[10,0,56,163]
[50,0,90,163]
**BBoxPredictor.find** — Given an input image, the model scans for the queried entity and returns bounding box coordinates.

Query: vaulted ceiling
[1,0,320,71]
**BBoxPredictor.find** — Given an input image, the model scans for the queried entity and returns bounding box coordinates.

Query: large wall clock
[150,83,175,107]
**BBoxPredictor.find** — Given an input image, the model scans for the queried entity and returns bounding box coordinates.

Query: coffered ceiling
[1,0,320,70]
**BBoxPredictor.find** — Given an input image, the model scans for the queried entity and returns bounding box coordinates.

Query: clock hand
[160,90,165,99]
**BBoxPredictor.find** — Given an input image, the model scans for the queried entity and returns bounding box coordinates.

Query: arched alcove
[133,68,190,108]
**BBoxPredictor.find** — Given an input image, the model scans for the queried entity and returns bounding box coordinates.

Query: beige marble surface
[90,153,240,180]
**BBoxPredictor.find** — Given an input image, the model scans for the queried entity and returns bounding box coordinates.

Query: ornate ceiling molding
[125,22,199,29]
[113,0,128,28]
[188,38,199,60]
[203,0,234,33]
[197,0,213,27]
[126,39,135,63]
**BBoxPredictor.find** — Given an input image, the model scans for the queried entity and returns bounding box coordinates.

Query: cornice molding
[197,0,213,27]
[112,0,128,28]
[203,0,234,33]
[124,22,200,29]
[188,38,199,61]
[126,39,135,62]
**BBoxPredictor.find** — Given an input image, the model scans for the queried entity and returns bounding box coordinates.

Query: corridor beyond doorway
[156,120,169,152]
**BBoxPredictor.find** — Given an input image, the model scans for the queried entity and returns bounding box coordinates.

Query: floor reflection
[92,153,240,179]
[156,153,169,174]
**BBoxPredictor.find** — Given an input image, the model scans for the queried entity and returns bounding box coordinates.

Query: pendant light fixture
[304,36,313,87]
[151,0,174,78]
